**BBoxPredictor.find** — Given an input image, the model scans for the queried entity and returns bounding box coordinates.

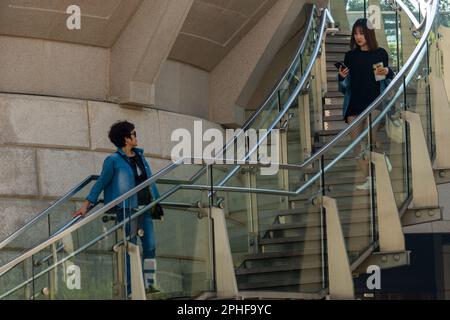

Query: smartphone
[335,61,348,70]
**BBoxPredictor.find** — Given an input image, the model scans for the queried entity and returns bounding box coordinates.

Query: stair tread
[266,216,371,232]
[290,189,371,201]
[324,91,344,98]
[260,233,371,245]
[276,207,373,217]
[237,277,322,290]
[236,262,321,276]
[323,104,343,110]
[323,115,345,122]
[326,38,351,44]
[241,250,319,261]
[317,129,341,136]
[325,46,349,53]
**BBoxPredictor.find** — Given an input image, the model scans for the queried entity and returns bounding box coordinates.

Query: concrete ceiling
[169,0,278,71]
[0,0,142,47]
[0,0,279,70]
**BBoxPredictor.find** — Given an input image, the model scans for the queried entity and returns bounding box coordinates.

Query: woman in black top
[338,18,394,189]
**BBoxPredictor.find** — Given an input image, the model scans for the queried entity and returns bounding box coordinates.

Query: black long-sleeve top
[340,47,395,118]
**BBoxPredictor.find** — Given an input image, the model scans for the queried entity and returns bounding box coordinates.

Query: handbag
[385,114,404,144]
[138,187,164,220]
[151,203,164,220]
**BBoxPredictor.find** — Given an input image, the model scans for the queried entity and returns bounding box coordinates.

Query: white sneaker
[356,177,374,190]
[385,154,393,173]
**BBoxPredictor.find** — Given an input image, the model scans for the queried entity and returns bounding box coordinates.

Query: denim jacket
[337,72,393,118]
[86,148,160,209]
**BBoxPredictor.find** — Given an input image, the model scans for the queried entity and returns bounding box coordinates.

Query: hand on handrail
[72,200,91,218]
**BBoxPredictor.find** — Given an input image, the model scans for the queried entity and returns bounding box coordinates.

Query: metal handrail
[0,6,332,279]
[0,36,430,292]
[0,5,320,256]
[238,4,317,133]
[0,175,98,251]
[0,1,437,292]
[0,158,184,276]
[216,8,330,187]
[396,0,429,31]
[296,0,437,170]
[218,1,434,186]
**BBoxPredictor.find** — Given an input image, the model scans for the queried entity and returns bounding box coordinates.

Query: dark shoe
[145,285,160,294]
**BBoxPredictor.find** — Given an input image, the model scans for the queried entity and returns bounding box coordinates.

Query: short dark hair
[108,121,135,148]
[350,18,379,51]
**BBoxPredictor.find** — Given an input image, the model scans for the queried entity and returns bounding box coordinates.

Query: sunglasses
[130,131,137,137]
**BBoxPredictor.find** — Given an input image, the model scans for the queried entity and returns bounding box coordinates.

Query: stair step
[327,75,339,82]
[326,53,346,63]
[325,45,349,53]
[324,91,344,98]
[276,208,372,222]
[237,274,322,291]
[267,222,370,240]
[241,250,314,261]
[313,139,406,153]
[323,104,343,111]
[326,66,338,72]
[324,97,344,105]
[305,155,405,173]
[265,215,371,234]
[260,236,372,254]
[236,262,320,276]
[333,30,353,36]
[317,129,341,136]
[327,83,340,92]
[326,38,351,45]
[323,115,344,122]
[259,233,371,246]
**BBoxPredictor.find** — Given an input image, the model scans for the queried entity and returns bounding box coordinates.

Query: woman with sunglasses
[74,120,160,296]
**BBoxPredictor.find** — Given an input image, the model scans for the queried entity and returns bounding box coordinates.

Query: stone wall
[0,93,222,240]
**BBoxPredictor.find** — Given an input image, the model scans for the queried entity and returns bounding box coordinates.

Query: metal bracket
[401,111,439,209]
[402,207,442,226]
[278,112,294,131]
[322,196,355,300]
[371,152,406,252]
[353,251,411,275]
[434,169,450,185]
[301,81,312,95]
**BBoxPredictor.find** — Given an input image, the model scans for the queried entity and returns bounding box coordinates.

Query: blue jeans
[116,208,156,295]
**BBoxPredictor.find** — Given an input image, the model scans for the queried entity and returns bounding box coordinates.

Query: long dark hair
[350,18,379,51]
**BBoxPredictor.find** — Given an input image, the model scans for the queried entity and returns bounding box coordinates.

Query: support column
[110,0,194,107]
